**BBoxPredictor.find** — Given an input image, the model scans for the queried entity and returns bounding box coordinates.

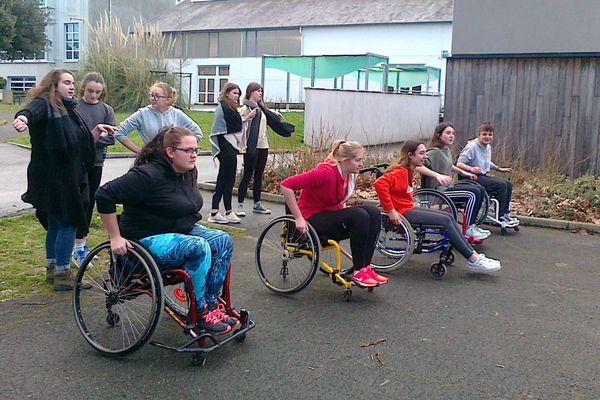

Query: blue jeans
[46,213,77,272]
[139,224,233,309]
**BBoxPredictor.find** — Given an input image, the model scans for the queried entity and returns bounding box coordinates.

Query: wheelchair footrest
[150,314,256,354]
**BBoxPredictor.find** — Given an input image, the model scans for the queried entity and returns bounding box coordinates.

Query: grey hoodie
[457,138,497,174]
[114,105,202,143]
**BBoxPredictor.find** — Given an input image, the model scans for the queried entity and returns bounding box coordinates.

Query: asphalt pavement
[1,110,600,398]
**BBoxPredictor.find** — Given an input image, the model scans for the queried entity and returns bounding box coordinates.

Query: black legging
[76,166,103,239]
[211,152,237,211]
[307,205,381,270]
[403,207,474,259]
[238,148,268,203]
[470,174,512,216]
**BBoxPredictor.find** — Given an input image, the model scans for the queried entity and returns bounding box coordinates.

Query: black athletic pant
[403,207,474,259]
[76,166,103,239]
[211,152,237,211]
[445,182,486,225]
[307,205,381,270]
[238,148,268,204]
[473,174,512,216]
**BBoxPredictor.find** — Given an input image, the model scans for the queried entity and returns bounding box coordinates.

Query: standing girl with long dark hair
[12,68,114,290]
[208,82,256,224]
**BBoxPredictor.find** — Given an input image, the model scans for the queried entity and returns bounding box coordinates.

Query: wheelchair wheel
[413,188,458,220]
[73,241,164,357]
[256,216,320,294]
[429,262,446,280]
[371,212,416,272]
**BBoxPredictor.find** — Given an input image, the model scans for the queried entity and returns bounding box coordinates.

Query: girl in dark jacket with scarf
[208,83,256,224]
[96,126,237,334]
[12,68,115,291]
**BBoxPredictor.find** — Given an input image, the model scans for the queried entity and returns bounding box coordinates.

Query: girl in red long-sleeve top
[280,140,387,287]
[374,140,502,274]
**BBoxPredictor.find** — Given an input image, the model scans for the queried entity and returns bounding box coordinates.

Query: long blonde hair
[326,140,364,164]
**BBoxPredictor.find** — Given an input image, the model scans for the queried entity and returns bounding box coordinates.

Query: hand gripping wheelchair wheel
[371,212,416,272]
[256,216,320,294]
[73,241,164,357]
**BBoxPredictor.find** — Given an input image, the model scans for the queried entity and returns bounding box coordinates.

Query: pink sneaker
[209,303,240,329]
[349,268,379,287]
[197,305,231,334]
[364,266,389,284]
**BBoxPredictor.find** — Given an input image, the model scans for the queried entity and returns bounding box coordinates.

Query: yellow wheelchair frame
[255,215,371,301]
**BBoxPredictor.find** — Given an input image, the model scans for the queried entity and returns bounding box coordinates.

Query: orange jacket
[373,166,415,214]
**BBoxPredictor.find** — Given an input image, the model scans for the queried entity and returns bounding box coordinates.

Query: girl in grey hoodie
[114,82,202,154]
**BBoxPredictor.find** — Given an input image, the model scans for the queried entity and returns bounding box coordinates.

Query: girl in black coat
[12,68,114,291]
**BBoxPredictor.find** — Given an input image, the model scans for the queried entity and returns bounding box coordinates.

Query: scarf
[243,99,262,155]
[221,100,243,133]
[45,96,87,163]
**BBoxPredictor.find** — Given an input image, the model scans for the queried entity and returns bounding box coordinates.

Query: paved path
[2,109,600,398]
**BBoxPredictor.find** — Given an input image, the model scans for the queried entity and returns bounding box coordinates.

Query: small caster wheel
[367,287,374,293]
[441,250,455,266]
[429,262,446,280]
[343,289,352,302]
[514,225,520,232]
[192,353,206,367]
[500,227,507,236]
[234,333,247,343]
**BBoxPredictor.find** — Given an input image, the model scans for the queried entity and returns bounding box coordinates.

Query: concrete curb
[198,181,600,233]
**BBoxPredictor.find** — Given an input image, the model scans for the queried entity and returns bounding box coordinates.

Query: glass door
[198,65,230,104]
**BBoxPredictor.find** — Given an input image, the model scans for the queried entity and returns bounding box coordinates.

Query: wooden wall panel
[445,57,600,176]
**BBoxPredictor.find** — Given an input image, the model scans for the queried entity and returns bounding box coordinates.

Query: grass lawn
[0,210,246,302]
[5,104,306,151]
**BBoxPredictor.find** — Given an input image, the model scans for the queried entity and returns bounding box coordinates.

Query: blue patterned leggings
[139,224,233,309]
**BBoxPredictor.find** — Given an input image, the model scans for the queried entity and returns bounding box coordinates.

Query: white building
[0,0,88,94]
[0,0,172,96]
[156,0,453,104]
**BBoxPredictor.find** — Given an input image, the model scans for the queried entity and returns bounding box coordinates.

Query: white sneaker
[467,253,501,273]
[466,225,489,240]
[236,203,246,217]
[207,212,229,224]
[499,215,518,228]
[474,226,491,236]
[226,212,242,224]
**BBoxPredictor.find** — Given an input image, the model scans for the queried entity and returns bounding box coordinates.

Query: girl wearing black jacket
[12,68,114,291]
[95,126,237,334]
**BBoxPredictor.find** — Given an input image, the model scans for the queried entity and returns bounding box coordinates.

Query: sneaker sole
[468,265,501,273]
[253,210,271,214]
[236,213,246,217]
[207,219,229,224]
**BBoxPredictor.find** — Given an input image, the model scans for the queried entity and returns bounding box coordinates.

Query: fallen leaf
[380,380,390,386]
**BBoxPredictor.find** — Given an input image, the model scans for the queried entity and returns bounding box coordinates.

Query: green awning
[264,53,388,80]
[356,64,441,89]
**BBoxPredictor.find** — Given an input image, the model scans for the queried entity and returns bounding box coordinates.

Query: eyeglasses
[173,147,200,156]
[149,93,167,100]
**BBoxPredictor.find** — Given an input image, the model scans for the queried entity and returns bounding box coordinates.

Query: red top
[281,160,353,219]
[373,166,415,214]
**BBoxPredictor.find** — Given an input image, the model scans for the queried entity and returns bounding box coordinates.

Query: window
[256,29,301,56]
[65,23,80,60]
[197,65,229,104]
[9,76,36,91]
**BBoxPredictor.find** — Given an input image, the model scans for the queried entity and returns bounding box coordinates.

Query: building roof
[155,0,453,32]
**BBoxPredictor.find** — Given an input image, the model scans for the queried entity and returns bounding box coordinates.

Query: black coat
[95,155,203,240]
[16,98,95,230]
